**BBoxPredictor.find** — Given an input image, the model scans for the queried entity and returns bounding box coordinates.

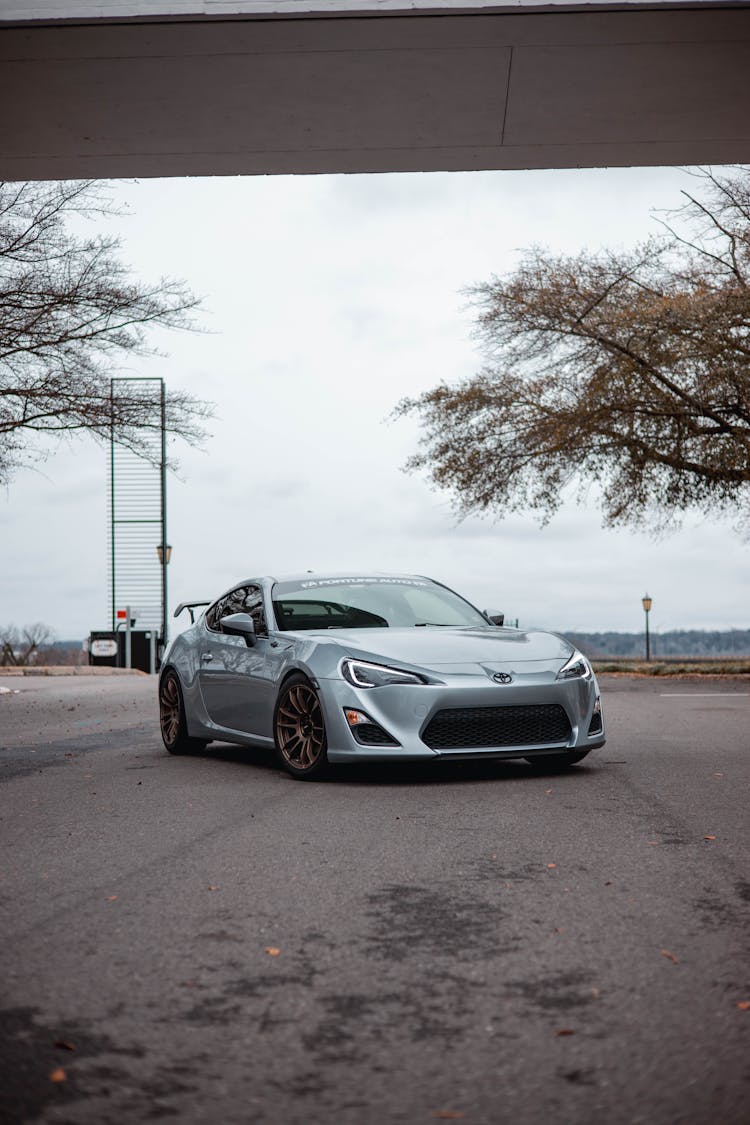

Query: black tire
[273,673,329,780]
[525,750,591,771]
[159,670,208,755]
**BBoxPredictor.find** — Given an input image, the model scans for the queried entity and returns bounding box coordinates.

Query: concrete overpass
[1,1,749,179]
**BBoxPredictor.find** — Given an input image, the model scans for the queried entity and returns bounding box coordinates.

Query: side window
[224,586,250,619]
[205,587,246,632]
[205,596,227,632]
[205,585,267,637]
[241,587,267,637]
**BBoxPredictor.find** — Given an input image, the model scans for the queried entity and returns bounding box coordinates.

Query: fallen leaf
[591,988,601,1000]
[545,788,553,795]
[604,881,613,886]
[736,1001,750,1011]
[703,835,716,841]
[53,1040,76,1052]
[207,885,219,891]
[547,863,557,869]
[555,1029,576,1037]
[647,841,659,846]
[49,1068,66,1083]
[660,949,679,964]
[106,895,118,902]
[265,947,281,957]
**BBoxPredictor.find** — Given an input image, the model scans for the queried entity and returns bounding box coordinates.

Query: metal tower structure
[108,377,169,654]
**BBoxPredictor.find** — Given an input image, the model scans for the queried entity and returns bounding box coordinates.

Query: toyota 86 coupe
[158,573,605,779]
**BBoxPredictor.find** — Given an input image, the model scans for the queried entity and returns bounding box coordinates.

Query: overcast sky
[2,166,748,641]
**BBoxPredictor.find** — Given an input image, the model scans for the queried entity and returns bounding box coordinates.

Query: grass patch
[592,659,750,677]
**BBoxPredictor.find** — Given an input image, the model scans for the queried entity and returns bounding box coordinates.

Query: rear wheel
[525,750,590,770]
[273,674,329,780]
[159,670,208,755]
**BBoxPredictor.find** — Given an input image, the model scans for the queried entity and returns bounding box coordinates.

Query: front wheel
[159,670,208,755]
[273,674,329,780]
[525,750,590,771]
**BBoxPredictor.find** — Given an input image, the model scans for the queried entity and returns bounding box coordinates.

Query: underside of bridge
[1,2,749,179]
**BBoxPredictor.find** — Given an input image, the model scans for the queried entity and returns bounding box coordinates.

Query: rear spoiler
[174,600,211,623]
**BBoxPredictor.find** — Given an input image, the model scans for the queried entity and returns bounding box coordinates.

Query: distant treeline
[565,630,750,659]
[38,640,86,666]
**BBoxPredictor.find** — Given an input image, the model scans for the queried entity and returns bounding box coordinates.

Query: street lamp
[156,542,172,660]
[642,593,652,661]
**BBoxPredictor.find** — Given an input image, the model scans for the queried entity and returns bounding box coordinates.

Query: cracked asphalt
[0,673,748,1124]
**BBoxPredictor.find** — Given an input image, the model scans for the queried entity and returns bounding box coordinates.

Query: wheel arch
[276,664,320,693]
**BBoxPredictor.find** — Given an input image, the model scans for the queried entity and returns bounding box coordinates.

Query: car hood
[305,626,573,672]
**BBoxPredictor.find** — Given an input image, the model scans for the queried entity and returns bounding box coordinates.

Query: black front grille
[422,705,571,750]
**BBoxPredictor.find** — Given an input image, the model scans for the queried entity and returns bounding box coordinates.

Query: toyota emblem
[492,672,513,684]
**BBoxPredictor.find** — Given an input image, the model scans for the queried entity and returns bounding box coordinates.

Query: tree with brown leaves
[397,169,750,534]
[0,180,212,484]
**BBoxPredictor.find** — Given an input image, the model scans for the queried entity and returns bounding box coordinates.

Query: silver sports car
[158,573,604,779]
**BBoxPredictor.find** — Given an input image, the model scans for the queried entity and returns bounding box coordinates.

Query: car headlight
[341,659,425,688]
[556,650,592,681]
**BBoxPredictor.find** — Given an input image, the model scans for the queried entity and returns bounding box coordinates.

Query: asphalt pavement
[0,673,748,1125]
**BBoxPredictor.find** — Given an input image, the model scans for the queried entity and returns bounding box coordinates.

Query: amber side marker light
[345,709,369,727]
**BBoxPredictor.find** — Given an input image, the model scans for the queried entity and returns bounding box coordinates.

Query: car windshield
[272,577,489,631]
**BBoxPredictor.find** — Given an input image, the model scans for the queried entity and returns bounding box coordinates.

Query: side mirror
[484,609,505,626]
[220,612,256,646]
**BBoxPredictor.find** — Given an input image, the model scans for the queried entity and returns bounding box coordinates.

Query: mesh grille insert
[352,723,400,747]
[422,705,571,750]
[588,711,603,735]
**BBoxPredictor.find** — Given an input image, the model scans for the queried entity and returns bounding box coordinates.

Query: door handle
[200,652,213,663]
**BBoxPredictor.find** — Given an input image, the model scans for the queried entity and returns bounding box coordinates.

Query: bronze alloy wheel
[159,670,207,755]
[160,673,181,748]
[274,677,328,778]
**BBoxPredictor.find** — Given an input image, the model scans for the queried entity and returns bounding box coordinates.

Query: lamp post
[156,542,172,659]
[642,593,652,661]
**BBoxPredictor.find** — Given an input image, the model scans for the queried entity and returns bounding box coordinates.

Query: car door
[198,585,274,739]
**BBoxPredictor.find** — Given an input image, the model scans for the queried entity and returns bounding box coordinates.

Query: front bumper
[318,670,605,763]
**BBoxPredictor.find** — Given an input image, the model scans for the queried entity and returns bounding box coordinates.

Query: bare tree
[396,168,750,534]
[0,180,212,483]
[0,622,55,666]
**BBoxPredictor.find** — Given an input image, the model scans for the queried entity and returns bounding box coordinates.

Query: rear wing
[174,601,211,624]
